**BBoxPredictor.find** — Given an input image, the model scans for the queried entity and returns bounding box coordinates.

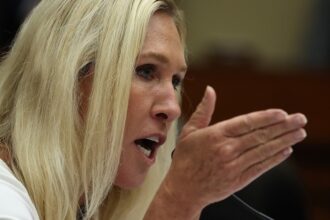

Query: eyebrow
[139,51,188,73]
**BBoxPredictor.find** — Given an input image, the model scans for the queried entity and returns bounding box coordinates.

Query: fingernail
[283,147,293,156]
[204,85,213,98]
[300,115,307,124]
[294,114,307,125]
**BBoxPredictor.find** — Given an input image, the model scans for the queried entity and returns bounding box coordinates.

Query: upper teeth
[145,136,159,143]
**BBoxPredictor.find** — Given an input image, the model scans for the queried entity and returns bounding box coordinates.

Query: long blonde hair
[0,0,185,219]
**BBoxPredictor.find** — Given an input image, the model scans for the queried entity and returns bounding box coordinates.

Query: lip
[134,133,167,165]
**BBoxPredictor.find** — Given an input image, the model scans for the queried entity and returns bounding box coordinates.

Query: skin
[78,11,186,189]
[114,12,187,189]
[59,10,308,219]
[0,147,9,164]
[4,9,306,219]
[142,15,308,220]
[0,6,308,220]
[145,88,307,219]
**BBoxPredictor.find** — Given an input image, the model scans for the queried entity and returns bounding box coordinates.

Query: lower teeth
[137,145,151,157]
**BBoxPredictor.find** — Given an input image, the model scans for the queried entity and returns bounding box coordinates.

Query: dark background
[1,1,329,219]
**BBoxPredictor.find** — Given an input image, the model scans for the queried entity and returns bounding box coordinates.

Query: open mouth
[134,137,159,158]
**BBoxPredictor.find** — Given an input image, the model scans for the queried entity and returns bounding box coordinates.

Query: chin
[114,175,146,190]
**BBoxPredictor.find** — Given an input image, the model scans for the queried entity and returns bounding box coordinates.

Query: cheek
[125,83,151,127]
[128,81,149,105]
[115,84,152,189]
[114,149,149,189]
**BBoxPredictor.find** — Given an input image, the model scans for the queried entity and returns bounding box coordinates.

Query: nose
[151,84,181,123]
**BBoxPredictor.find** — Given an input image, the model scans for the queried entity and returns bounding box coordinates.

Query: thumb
[181,86,216,137]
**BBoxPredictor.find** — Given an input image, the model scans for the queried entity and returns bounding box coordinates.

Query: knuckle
[254,129,269,144]
[243,113,254,132]
[258,144,271,159]
[255,143,273,162]
[219,144,234,159]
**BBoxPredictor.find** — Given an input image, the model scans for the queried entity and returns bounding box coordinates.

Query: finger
[229,113,307,156]
[236,128,306,172]
[181,86,216,138]
[238,147,293,188]
[219,109,288,137]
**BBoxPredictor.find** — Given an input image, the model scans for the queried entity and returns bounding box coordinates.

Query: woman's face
[114,12,187,189]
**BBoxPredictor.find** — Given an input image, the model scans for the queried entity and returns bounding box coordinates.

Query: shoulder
[0,160,40,220]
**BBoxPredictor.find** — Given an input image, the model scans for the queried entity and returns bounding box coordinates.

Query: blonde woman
[0,0,307,219]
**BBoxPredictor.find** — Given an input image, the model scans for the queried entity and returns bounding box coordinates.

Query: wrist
[144,174,204,220]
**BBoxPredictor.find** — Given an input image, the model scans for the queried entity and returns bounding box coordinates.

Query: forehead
[144,12,182,43]
[139,12,186,68]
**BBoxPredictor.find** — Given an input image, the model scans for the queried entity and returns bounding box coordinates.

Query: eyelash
[135,64,183,90]
[172,75,182,90]
[135,64,155,80]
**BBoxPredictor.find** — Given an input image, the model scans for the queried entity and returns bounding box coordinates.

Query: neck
[0,144,10,165]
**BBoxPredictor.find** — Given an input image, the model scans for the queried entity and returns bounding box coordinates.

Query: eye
[135,64,156,80]
[172,75,182,90]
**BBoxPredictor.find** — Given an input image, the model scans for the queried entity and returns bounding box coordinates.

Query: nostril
[156,113,168,120]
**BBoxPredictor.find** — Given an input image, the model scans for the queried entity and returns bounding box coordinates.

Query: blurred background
[1,0,329,219]
[177,0,330,220]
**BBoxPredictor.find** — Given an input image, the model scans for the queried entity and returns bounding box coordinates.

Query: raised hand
[166,86,307,210]
[145,86,307,220]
